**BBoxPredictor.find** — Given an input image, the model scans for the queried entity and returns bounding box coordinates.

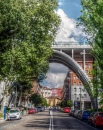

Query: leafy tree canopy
[0,0,60,82]
[67,100,73,107]
[29,93,42,106]
[79,0,103,69]
[58,100,73,108]
[41,98,47,106]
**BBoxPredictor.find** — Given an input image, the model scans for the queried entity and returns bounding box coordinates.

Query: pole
[80,87,82,110]
[15,86,17,108]
[95,66,98,111]
[74,86,76,110]
[83,49,86,72]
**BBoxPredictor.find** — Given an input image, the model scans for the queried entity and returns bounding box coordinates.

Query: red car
[28,109,35,114]
[92,112,103,127]
[63,107,71,113]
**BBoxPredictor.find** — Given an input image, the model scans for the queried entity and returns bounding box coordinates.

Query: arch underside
[49,50,93,99]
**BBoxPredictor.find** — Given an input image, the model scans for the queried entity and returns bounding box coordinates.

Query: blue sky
[58,0,82,19]
[41,0,84,88]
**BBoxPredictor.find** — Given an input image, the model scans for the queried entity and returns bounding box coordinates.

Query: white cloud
[55,9,86,42]
[41,63,68,88]
[45,72,66,88]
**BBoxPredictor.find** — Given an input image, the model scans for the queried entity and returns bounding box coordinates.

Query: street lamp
[74,87,77,110]
[79,87,82,110]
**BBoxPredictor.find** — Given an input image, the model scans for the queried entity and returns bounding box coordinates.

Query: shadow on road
[24,118,50,129]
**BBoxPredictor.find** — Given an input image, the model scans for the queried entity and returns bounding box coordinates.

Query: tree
[58,100,67,108]
[41,98,47,106]
[67,100,73,107]
[79,0,103,109]
[79,0,103,77]
[29,93,42,107]
[0,0,60,82]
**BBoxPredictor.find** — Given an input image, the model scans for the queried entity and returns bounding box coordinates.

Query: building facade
[70,58,93,110]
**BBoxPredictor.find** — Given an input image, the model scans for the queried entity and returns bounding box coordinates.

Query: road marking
[49,111,54,130]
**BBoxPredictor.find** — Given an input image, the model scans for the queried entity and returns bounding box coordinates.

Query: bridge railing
[52,41,89,45]
[51,42,92,48]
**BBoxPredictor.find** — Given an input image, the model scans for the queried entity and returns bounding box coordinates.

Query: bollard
[3,106,6,120]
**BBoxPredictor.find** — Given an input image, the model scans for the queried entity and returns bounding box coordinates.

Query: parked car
[92,112,103,127]
[7,109,22,120]
[37,106,44,112]
[63,107,71,113]
[78,110,90,120]
[69,110,76,116]
[88,112,96,125]
[28,108,35,114]
[74,110,81,118]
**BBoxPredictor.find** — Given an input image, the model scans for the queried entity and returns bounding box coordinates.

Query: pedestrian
[49,107,52,115]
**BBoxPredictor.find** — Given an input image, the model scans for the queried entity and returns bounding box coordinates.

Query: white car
[7,109,22,120]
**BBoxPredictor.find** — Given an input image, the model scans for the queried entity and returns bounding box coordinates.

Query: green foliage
[58,100,73,108]
[0,112,3,118]
[79,0,103,107]
[6,107,11,113]
[0,0,60,82]
[41,98,47,106]
[29,93,42,107]
[79,0,103,73]
[67,100,73,107]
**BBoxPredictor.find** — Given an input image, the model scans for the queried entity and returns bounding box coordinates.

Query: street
[0,110,103,130]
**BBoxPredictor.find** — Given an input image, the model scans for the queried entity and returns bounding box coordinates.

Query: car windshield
[84,111,90,114]
[9,110,19,113]
[38,107,42,108]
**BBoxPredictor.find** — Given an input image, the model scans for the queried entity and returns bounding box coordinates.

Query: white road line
[49,111,54,130]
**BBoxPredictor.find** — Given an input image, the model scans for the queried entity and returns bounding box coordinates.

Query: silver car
[7,109,22,120]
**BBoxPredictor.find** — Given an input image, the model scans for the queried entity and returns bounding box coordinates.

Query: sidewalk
[0,117,5,123]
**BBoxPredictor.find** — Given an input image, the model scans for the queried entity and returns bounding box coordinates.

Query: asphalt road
[0,110,103,130]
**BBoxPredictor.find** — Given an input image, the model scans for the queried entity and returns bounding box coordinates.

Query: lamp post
[79,87,82,110]
[74,86,77,110]
[15,86,17,107]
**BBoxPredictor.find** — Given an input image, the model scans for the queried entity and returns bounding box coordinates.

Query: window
[74,82,76,86]
[84,94,87,98]
[74,88,77,91]
[79,82,81,85]
[88,64,91,68]
[74,76,76,79]
[82,89,86,92]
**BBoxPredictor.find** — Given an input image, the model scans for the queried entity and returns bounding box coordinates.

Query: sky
[40,0,84,88]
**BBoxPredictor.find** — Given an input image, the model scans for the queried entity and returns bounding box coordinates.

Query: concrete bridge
[51,42,92,86]
[50,42,97,109]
